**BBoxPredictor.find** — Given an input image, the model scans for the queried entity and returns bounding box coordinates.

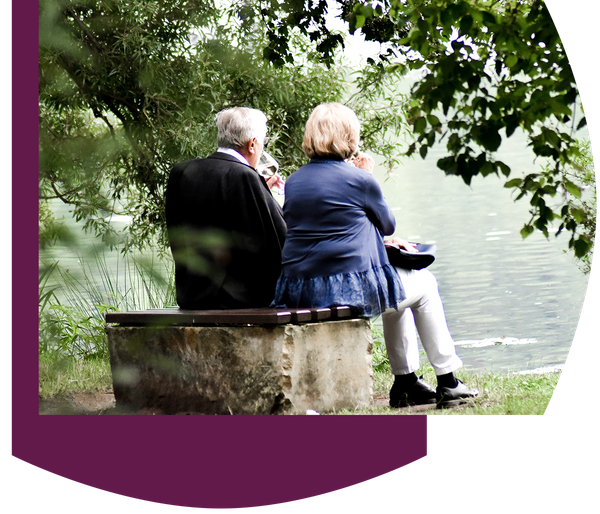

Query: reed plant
[39,248,176,359]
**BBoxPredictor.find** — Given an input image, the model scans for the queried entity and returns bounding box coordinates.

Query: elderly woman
[272,102,477,407]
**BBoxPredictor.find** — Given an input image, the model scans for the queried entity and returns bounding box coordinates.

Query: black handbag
[385,243,436,270]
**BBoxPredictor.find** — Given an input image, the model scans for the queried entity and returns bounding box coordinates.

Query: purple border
[13,1,427,508]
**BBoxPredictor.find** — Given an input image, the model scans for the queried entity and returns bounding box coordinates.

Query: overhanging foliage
[39,0,347,252]
[39,0,595,268]
[255,0,595,264]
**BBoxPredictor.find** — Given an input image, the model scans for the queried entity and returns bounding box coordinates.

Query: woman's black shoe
[389,376,437,408]
[436,379,478,408]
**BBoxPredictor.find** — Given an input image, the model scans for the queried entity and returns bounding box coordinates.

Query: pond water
[372,130,591,373]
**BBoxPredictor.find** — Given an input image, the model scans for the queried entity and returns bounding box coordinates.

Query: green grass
[335,363,560,415]
[362,328,560,415]
[38,352,560,415]
[39,351,113,399]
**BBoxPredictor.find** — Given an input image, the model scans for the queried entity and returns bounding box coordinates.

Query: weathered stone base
[106,319,373,415]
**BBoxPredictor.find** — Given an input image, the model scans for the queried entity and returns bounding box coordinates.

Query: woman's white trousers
[382,267,463,376]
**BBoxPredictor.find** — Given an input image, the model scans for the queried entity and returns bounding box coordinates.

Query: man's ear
[238,138,260,167]
[247,137,258,155]
[239,138,253,158]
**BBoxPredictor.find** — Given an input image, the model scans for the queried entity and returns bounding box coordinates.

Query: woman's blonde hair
[302,103,360,160]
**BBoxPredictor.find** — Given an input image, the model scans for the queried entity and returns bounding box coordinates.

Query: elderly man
[165,107,287,309]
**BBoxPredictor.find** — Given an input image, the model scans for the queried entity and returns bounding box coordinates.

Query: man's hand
[266,173,285,190]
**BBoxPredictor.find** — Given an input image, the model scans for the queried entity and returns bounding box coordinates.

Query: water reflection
[374,132,590,373]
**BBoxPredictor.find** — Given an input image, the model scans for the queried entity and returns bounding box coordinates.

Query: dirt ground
[39,391,117,415]
[38,391,437,415]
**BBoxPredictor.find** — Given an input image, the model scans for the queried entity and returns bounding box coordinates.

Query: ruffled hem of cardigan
[270,264,405,317]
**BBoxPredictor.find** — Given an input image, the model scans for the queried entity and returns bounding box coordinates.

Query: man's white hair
[216,107,267,150]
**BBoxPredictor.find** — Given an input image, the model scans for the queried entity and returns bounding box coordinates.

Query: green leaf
[481,11,497,26]
[437,156,457,175]
[459,14,473,34]
[360,5,374,18]
[544,129,561,149]
[479,125,502,152]
[480,161,495,176]
[497,161,511,177]
[440,8,452,28]
[504,178,522,188]
[520,225,534,239]
[573,237,591,258]
[571,207,587,223]
[414,116,427,134]
[506,54,519,68]
[426,114,440,127]
[576,117,587,130]
[564,180,582,198]
[504,115,519,138]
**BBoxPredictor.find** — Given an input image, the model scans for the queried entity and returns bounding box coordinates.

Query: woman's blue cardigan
[271,158,405,317]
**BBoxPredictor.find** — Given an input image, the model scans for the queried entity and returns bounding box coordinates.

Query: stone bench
[105,306,373,415]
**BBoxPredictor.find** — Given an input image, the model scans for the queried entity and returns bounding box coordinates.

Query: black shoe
[436,379,478,407]
[390,376,437,408]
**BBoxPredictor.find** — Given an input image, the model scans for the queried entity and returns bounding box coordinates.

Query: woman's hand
[352,152,374,174]
[385,237,418,253]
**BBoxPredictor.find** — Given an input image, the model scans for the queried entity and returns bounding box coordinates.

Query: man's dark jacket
[165,152,287,309]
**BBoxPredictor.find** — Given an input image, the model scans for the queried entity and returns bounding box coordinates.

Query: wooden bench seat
[105,305,356,326]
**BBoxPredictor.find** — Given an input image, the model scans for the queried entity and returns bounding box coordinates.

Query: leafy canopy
[256,0,594,263]
[40,0,595,266]
[39,0,347,252]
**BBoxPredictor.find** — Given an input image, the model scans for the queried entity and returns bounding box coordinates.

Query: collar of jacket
[215,147,250,166]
